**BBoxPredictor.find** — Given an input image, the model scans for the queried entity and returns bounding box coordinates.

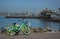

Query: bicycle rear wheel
[7,30,16,36]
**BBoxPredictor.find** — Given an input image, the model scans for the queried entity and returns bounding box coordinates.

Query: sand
[0,31,60,39]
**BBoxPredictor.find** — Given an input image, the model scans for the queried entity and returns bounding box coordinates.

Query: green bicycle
[3,21,30,36]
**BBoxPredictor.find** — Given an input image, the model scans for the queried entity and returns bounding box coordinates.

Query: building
[40,8,51,18]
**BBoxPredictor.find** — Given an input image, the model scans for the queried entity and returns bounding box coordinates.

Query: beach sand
[0,31,60,39]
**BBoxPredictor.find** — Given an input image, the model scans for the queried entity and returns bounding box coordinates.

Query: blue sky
[0,0,60,13]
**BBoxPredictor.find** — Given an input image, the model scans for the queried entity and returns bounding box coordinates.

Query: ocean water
[0,16,60,30]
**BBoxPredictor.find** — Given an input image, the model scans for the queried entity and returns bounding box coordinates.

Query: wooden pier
[5,15,60,22]
[2,8,60,22]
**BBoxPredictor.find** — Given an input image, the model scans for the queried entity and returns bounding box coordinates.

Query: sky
[0,0,60,13]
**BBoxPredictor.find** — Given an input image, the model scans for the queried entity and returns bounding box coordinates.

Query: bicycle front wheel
[22,26,30,35]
